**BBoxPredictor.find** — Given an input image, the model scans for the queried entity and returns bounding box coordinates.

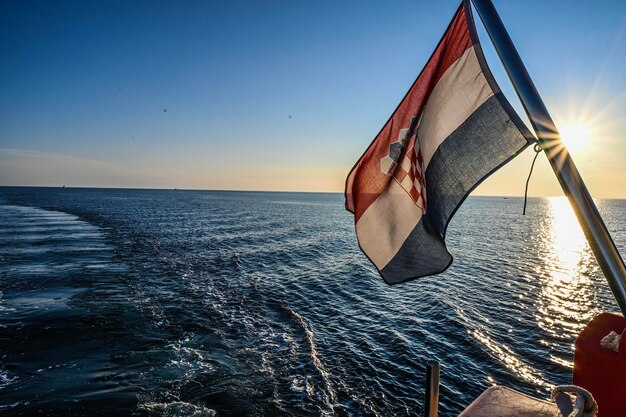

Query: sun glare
[559,123,591,152]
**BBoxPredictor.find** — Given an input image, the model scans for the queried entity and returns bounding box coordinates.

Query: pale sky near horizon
[1,0,625,197]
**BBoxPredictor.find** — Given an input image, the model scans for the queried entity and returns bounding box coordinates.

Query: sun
[559,123,591,152]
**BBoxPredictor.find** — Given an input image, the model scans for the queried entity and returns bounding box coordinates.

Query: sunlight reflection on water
[462,197,607,393]
[536,197,599,368]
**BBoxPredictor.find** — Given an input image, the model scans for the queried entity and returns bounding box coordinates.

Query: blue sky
[1,0,625,196]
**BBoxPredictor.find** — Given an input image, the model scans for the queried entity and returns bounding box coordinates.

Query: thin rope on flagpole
[523,143,542,215]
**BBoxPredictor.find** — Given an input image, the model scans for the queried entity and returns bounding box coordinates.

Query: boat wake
[288,308,337,416]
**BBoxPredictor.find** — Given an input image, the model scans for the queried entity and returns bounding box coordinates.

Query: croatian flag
[345,0,534,284]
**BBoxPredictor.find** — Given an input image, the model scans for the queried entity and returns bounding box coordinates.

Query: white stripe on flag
[418,47,493,171]
[356,180,424,269]
[355,46,495,270]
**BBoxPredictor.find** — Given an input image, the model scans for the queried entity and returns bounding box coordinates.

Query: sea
[0,187,622,417]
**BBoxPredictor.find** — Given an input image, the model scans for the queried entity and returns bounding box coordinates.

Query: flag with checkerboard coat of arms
[345,0,535,284]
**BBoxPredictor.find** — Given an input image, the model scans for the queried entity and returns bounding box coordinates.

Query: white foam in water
[289,309,337,415]
[139,401,217,417]
[0,291,15,314]
[0,369,16,391]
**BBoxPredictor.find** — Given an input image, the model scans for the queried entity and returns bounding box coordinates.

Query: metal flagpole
[470,0,626,316]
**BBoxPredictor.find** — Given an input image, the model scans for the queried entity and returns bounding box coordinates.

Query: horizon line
[1,184,624,200]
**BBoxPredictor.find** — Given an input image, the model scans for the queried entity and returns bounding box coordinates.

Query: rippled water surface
[0,187,622,416]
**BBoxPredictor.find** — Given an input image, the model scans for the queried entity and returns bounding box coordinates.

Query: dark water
[0,187,622,416]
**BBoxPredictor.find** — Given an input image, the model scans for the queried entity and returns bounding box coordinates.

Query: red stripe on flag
[345,2,474,222]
